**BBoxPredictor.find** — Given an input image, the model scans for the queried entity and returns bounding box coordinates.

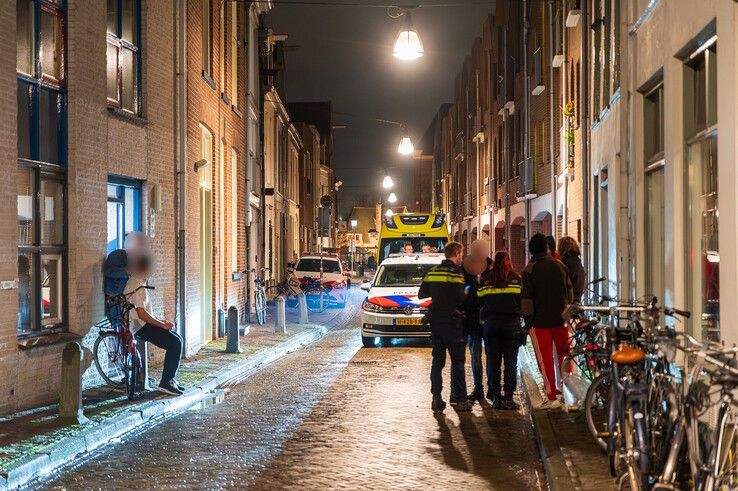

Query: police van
[359,253,444,347]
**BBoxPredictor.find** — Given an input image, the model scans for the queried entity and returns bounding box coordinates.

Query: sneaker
[502,396,521,411]
[467,387,484,401]
[451,399,473,412]
[172,379,185,391]
[490,394,502,409]
[157,380,183,396]
[432,394,447,412]
[538,399,562,410]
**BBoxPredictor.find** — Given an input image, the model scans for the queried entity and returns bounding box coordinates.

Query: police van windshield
[374,264,436,287]
[378,238,447,263]
[296,258,341,273]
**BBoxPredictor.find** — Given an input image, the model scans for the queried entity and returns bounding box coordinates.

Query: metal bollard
[59,342,89,425]
[297,293,309,325]
[275,296,287,334]
[225,305,242,353]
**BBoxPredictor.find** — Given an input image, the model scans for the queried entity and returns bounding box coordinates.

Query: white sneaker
[538,399,562,410]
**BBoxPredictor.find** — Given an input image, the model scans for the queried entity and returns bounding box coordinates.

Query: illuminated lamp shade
[387,192,398,204]
[382,175,395,189]
[398,136,414,155]
[385,209,394,217]
[393,13,424,61]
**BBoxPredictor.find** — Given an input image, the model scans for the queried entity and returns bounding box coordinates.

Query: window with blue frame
[106,0,141,114]
[16,0,68,338]
[107,179,142,255]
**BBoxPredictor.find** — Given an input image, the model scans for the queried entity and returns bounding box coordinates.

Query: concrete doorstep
[518,348,577,491]
[0,324,329,491]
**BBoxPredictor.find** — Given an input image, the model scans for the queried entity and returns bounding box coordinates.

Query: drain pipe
[562,1,569,236]
[548,0,557,241]
[523,0,531,261]
[581,0,591,282]
[175,0,188,351]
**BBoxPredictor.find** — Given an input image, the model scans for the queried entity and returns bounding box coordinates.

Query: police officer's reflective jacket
[477,273,522,325]
[418,259,466,325]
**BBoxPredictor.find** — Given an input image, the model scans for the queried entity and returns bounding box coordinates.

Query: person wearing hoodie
[558,236,585,303]
[478,251,523,409]
[522,233,573,409]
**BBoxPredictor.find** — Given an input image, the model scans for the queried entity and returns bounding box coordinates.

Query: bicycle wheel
[703,402,738,489]
[648,377,678,478]
[584,373,610,452]
[305,287,327,313]
[624,401,651,490]
[265,284,282,300]
[93,331,126,387]
[255,289,266,325]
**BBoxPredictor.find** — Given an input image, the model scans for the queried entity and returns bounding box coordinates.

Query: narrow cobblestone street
[39,291,544,490]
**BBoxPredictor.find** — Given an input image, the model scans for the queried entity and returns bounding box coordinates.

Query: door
[200,186,213,343]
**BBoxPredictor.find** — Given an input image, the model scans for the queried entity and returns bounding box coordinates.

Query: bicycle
[300,277,331,313]
[266,269,301,307]
[92,284,154,400]
[252,268,269,325]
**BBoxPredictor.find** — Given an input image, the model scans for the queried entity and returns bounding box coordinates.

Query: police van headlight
[362,300,382,313]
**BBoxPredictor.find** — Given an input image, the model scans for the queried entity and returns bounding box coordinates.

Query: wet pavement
[40,289,544,490]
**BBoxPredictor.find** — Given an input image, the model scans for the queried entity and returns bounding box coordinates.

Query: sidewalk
[519,344,616,491]
[0,322,329,490]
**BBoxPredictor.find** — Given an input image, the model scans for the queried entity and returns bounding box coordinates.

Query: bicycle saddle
[713,372,738,388]
[611,345,645,365]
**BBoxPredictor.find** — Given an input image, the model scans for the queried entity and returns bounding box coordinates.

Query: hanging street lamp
[393,11,424,61]
[382,175,395,189]
[397,133,414,155]
[388,192,398,204]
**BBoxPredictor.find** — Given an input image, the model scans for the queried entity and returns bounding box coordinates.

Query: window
[231,148,238,272]
[643,83,664,163]
[106,178,142,255]
[229,2,238,107]
[644,164,665,302]
[202,0,213,77]
[684,39,718,340]
[106,0,140,113]
[17,0,67,338]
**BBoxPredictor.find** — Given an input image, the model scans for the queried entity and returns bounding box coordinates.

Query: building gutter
[548,0,557,241]
[523,0,531,261]
[175,0,188,351]
[581,0,591,284]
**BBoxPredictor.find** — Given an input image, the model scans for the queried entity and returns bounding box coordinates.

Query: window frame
[17,0,68,339]
[106,0,142,114]
[106,176,143,255]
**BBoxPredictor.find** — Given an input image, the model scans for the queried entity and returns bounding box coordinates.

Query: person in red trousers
[521,233,573,409]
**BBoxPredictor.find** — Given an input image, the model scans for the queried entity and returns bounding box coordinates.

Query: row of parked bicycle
[566,287,738,490]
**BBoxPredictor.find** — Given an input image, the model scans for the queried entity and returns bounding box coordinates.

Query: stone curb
[0,324,329,490]
[519,365,577,491]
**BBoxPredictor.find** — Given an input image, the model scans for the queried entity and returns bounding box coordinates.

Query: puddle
[188,389,230,411]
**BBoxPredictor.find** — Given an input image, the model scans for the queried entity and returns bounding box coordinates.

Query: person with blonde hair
[558,236,585,303]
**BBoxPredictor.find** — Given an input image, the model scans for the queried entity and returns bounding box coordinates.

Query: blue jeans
[467,329,484,391]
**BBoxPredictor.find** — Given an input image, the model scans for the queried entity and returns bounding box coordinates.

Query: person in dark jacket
[478,251,523,410]
[522,233,573,408]
[558,236,585,303]
[418,242,472,412]
[461,239,491,401]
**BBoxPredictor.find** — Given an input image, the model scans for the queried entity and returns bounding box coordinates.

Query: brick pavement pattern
[41,299,545,490]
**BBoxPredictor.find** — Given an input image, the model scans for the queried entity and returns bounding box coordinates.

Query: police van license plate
[395,318,421,326]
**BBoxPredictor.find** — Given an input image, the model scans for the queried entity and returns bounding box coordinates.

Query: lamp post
[349,219,358,274]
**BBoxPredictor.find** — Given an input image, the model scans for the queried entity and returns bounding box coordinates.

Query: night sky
[266,0,496,216]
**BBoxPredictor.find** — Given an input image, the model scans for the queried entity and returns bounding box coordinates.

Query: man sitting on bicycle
[125,254,184,396]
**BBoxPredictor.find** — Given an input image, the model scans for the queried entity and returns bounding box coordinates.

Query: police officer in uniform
[478,251,524,410]
[419,242,473,412]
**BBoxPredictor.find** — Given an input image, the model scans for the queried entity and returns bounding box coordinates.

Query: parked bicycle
[252,268,269,326]
[93,284,154,400]
[266,269,301,307]
[300,277,331,314]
